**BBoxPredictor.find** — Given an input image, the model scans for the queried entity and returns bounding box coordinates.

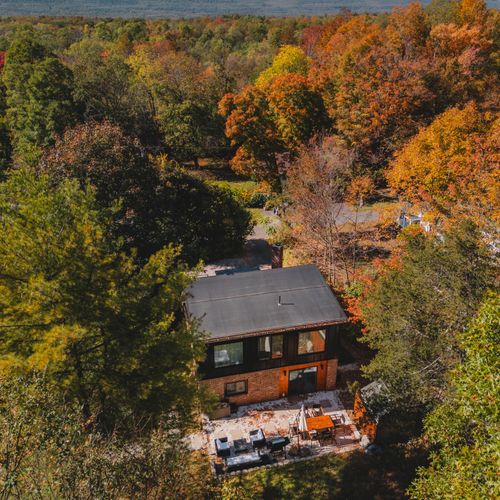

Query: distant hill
[0,0,439,18]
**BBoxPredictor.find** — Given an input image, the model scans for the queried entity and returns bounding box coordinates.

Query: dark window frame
[297,329,326,356]
[257,334,284,361]
[224,380,248,397]
[213,340,244,368]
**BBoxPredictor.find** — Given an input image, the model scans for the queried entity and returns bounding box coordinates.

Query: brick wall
[325,358,338,390]
[202,357,339,406]
[202,367,282,405]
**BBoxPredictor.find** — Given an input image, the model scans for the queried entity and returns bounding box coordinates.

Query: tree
[267,73,329,151]
[2,30,78,164]
[255,45,310,88]
[40,121,252,264]
[347,175,375,207]
[220,73,328,188]
[425,0,461,26]
[458,0,488,25]
[219,84,284,186]
[358,222,496,410]
[156,158,254,264]
[328,5,435,169]
[40,121,161,258]
[428,20,496,109]
[129,42,227,163]
[409,292,499,499]
[66,39,160,147]
[0,80,11,175]
[387,104,499,231]
[0,375,213,498]
[0,168,206,428]
[285,136,361,286]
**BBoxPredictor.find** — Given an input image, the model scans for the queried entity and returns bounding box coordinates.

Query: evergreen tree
[0,375,213,498]
[0,80,11,175]
[2,30,78,164]
[0,168,206,428]
[409,292,499,499]
[358,222,496,410]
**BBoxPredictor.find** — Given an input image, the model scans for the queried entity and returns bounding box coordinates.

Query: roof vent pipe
[278,295,282,307]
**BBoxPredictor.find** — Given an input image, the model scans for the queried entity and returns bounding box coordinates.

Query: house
[185,265,348,406]
[396,203,432,232]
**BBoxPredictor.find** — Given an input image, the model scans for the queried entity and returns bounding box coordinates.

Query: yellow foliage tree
[255,45,310,88]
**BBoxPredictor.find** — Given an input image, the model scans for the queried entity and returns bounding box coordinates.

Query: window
[225,380,247,397]
[214,342,243,368]
[258,334,283,360]
[298,330,326,355]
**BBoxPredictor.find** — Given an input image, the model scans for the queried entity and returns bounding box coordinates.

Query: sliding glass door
[288,366,318,395]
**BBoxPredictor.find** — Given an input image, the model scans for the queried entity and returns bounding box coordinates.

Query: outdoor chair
[213,462,225,475]
[317,429,334,445]
[332,414,345,426]
[312,404,323,416]
[249,429,266,451]
[214,437,231,458]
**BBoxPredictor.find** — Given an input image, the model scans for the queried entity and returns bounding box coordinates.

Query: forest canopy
[0,1,498,498]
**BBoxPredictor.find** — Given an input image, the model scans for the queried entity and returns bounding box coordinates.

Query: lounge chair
[249,429,266,450]
[214,437,231,458]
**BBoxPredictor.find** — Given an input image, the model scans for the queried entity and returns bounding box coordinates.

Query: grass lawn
[210,179,259,192]
[358,200,399,214]
[220,444,427,500]
[247,208,271,225]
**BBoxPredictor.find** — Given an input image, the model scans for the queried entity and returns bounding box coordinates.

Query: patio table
[234,438,252,454]
[306,415,334,432]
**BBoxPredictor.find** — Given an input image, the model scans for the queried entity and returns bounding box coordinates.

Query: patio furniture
[306,415,334,436]
[234,438,252,454]
[317,428,334,445]
[214,437,231,458]
[298,404,308,438]
[210,401,231,419]
[332,414,345,426]
[249,429,266,451]
[312,403,323,416]
[225,452,263,473]
[266,436,290,457]
[214,462,225,475]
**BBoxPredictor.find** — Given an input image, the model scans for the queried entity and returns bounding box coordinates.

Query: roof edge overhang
[204,318,348,344]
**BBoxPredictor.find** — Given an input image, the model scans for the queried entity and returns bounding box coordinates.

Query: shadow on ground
[222,443,428,500]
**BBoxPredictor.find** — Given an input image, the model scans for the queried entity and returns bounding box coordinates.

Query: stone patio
[188,390,361,473]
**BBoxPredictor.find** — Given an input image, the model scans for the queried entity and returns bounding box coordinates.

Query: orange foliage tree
[219,85,283,185]
[220,67,328,187]
[387,103,499,230]
[309,0,497,172]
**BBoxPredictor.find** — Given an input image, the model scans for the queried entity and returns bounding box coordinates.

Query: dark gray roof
[185,265,347,342]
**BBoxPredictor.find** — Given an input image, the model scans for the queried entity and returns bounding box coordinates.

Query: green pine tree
[0,168,206,429]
